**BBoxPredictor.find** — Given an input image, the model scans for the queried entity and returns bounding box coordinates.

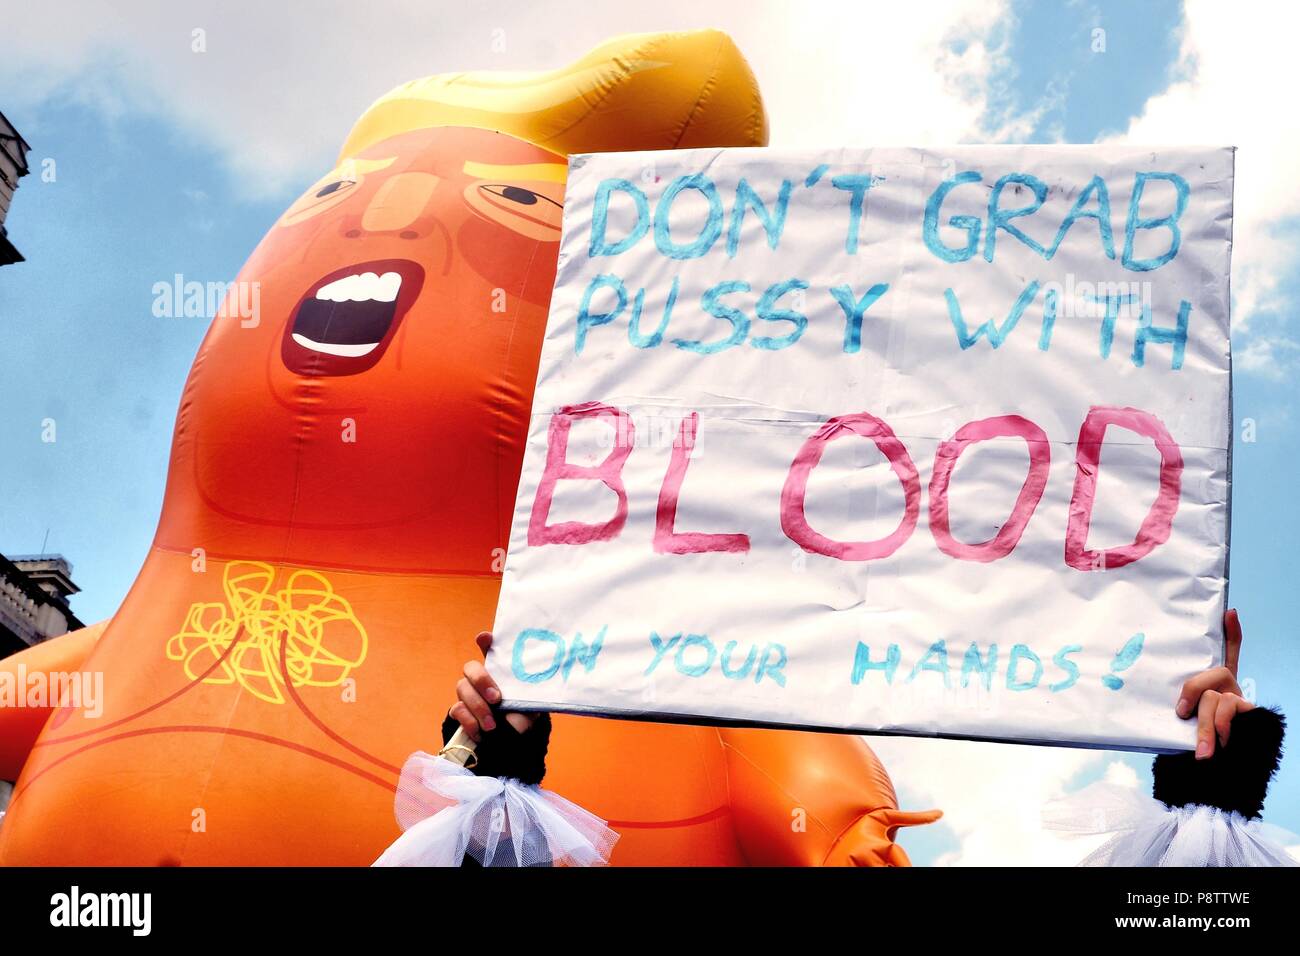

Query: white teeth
[315,270,401,303]
[291,334,379,358]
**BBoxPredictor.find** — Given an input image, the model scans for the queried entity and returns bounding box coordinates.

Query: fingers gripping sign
[1175,609,1252,760]
[449,632,535,740]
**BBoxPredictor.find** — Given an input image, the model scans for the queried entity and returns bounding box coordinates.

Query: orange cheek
[455,215,559,308]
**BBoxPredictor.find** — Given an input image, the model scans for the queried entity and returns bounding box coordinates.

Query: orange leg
[0,623,106,780]
[719,726,941,866]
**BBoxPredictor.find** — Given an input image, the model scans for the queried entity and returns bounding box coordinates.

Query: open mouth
[281,259,425,375]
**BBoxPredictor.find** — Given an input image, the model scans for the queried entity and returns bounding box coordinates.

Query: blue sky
[1,0,1295,864]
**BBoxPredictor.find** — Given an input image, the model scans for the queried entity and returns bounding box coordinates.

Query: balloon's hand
[448,631,535,741]
[1175,608,1253,760]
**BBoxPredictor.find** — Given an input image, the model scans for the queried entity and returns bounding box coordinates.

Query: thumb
[1224,609,1242,677]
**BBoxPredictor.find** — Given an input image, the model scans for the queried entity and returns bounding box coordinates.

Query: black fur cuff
[440,706,552,785]
[1152,706,1285,819]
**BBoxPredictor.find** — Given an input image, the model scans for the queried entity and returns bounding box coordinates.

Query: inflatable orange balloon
[0,30,939,866]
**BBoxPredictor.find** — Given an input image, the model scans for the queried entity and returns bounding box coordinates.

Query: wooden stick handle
[438,725,480,768]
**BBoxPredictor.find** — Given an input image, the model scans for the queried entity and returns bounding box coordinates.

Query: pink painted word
[527,402,1183,570]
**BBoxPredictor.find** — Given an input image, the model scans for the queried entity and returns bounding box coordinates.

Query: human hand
[1175,608,1253,760]
[448,631,535,741]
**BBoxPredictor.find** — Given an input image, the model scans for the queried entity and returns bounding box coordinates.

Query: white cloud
[1236,336,1298,381]
[1102,758,1140,789]
[756,1,1018,147]
[871,736,1131,866]
[1107,0,1300,372]
[2,0,1018,196]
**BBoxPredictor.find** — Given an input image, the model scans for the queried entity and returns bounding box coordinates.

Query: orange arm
[0,622,106,780]
[718,726,941,866]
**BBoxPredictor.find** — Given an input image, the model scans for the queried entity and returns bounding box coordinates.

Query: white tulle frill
[373,751,619,867]
[1043,783,1299,867]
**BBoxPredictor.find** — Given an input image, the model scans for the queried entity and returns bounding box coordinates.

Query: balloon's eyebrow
[462,160,567,183]
[331,156,398,179]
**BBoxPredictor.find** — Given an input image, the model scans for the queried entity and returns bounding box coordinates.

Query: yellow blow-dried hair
[338,29,768,162]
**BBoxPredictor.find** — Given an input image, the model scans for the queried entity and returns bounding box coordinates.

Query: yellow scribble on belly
[165,562,368,704]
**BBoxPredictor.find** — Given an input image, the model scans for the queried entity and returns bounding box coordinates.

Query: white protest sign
[489,145,1233,752]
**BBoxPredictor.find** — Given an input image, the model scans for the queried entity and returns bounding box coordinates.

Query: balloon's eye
[467,182,564,241]
[501,186,538,205]
[482,184,552,207]
[278,157,396,229]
